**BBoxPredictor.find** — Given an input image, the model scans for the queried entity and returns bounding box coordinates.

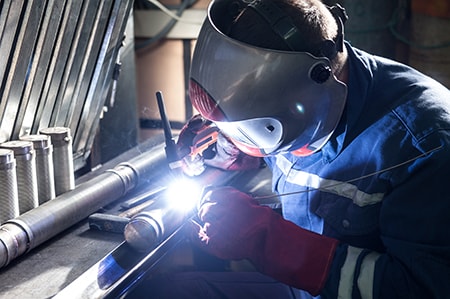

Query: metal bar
[53,225,186,299]
[0,0,134,172]
[105,225,188,299]
[52,0,101,127]
[64,0,109,129]
[9,0,47,138]
[3,0,46,137]
[120,186,166,209]
[18,0,61,136]
[38,0,82,129]
[0,1,22,104]
[74,0,132,165]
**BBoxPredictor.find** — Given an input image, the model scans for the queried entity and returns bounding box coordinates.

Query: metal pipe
[53,167,242,299]
[19,134,56,204]
[39,127,75,196]
[0,141,39,214]
[0,142,169,268]
[0,149,19,223]
[124,197,187,252]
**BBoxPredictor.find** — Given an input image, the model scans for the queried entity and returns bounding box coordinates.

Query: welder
[133,0,450,298]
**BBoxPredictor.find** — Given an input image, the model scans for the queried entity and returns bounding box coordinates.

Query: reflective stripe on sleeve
[358,251,380,299]
[338,246,380,299]
[338,246,363,298]
[276,156,384,207]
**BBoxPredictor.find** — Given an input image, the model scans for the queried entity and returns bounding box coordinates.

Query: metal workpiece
[54,166,243,299]
[0,141,39,214]
[39,127,75,196]
[0,149,19,223]
[19,134,56,204]
[0,0,134,173]
[0,223,29,267]
[123,168,241,253]
[0,143,169,269]
[124,201,187,252]
[53,224,187,299]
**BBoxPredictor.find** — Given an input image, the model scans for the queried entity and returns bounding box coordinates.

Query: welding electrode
[88,186,165,233]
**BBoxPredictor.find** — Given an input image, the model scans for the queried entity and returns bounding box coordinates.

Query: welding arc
[255,145,443,200]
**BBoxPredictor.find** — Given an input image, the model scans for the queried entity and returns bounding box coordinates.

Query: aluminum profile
[0,0,133,171]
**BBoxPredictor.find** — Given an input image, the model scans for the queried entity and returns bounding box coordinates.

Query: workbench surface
[0,139,163,299]
[0,219,124,298]
[0,138,278,299]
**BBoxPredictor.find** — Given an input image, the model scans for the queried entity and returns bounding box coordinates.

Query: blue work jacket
[265,43,450,298]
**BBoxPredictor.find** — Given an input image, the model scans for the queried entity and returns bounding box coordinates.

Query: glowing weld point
[166,178,202,212]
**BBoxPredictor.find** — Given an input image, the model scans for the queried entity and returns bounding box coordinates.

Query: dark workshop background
[133,0,450,152]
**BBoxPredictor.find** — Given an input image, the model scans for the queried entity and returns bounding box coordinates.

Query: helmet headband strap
[246,0,347,59]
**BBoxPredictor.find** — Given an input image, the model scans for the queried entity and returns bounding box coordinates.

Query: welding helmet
[189,0,348,157]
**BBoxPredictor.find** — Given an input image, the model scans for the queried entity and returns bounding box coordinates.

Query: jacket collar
[321,42,374,162]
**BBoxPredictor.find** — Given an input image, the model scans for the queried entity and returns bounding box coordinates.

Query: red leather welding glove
[177,114,260,176]
[193,186,339,296]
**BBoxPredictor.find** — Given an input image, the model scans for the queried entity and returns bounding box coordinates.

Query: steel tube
[0,149,19,222]
[0,141,39,214]
[19,134,56,204]
[0,142,168,268]
[39,127,75,196]
[53,167,242,299]
[124,199,187,252]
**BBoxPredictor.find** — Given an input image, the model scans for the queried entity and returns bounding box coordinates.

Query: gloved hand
[192,186,339,296]
[176,114,261,176]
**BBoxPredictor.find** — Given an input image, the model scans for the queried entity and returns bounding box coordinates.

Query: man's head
[189,0,348,157]
[227,0,348,75]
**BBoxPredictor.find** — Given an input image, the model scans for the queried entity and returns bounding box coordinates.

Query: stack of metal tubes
[0,127,75,224]
[0,138,168,269]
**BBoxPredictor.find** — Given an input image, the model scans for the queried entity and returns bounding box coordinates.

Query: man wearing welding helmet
[137,0,450,298]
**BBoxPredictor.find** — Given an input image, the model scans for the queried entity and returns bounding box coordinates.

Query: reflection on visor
[215,117,284,154]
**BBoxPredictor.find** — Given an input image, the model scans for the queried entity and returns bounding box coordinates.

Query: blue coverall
[265,42,450,298]
[134,42,450,299]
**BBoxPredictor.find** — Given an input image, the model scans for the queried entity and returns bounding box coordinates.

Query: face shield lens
[189,80,227,121]
[215,118,284,153]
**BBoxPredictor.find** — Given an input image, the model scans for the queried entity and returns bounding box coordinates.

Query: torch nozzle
[155,91,182,171]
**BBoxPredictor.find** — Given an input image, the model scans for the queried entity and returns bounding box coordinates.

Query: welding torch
[123,92,222,252]
[156,90,219,167]
[156,91,182,171]
[189,126,219,159]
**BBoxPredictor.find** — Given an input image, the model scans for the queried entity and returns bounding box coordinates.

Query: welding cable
[254,144,443,201]
[145,0,201,24]
[135,0,200,50]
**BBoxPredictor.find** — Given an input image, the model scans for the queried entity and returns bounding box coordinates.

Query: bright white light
[165,178,203,212]
[295,103,305,114]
